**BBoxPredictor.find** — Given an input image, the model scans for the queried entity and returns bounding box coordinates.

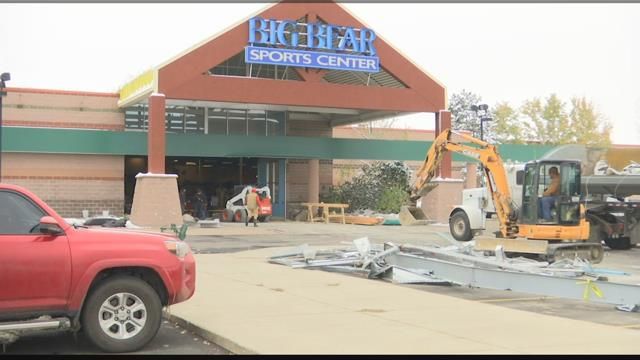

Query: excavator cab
[520,160,582,226]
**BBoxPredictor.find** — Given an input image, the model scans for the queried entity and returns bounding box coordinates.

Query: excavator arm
[410,129,519,238]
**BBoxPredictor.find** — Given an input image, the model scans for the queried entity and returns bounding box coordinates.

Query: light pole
[469,104,492,189]
[0,72,10,182]
[470,104,492,141]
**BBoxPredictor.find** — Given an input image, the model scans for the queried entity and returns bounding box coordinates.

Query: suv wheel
[82,276,162,353]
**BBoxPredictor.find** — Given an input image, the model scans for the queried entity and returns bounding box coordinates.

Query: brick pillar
[130,93,182,227]
[308,159,319,203]
[148,94,166,174]
[465,162,478,189]
[420,179,464,224]
[436,110,452,178]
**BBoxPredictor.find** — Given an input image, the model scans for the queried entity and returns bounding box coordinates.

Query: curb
[162,310,257,355]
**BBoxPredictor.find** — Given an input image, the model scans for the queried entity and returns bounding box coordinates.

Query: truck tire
[258,215,271,223]
[222,209,234,222]
[604,236,632,250]
[450,211,473,242]
[81,276,162,353]
[235,209,247,224]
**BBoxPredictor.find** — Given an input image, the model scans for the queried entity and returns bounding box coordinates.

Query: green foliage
[520,94,571,144]
[321,161,410,213]
[492,94,612,146]
[449,89,495,141]
[377,185,410,213]
[570,97,612,147]
[322,186,343,204]
[492,102,525,144]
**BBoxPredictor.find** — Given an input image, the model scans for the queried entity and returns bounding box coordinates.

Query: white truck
[449,163,523,240]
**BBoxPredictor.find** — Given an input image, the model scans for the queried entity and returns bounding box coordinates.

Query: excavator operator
[539,166,560,222]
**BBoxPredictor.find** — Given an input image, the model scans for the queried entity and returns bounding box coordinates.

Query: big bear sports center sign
[245,17,380,73]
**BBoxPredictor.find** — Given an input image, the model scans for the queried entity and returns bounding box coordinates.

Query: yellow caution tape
[577,279,604,301]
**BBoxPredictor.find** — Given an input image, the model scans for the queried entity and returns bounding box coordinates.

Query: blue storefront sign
[245,17,380,73]
[245,46,379,72]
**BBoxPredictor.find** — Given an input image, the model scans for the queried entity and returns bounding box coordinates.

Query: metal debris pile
[268,237,640,311]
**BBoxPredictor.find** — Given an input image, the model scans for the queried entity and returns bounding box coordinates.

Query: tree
[569,96,612,147]
[448,89,495,140]
[492,102,525,144]
[322,161,410,213]
[520,94,570,144]
[518,94,612,146]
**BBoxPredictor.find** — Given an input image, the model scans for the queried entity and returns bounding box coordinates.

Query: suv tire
[82,275,162,353]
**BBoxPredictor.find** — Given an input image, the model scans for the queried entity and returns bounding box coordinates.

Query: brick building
[2,1,575,220]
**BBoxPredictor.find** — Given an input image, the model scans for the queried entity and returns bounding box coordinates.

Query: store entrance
[124,156,258,217]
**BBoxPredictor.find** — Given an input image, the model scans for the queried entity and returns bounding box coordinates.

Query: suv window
[0,191,46,235]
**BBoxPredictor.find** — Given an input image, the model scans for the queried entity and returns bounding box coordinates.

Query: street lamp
[470,103,492,141]
[0,72,10,182]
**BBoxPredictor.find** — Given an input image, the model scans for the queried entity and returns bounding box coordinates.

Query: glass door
[258,159,286,217]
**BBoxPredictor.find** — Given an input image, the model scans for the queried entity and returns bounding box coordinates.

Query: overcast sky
[1,3,638,144]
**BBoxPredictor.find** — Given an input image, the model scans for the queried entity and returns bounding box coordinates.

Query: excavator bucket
[399,206,434,226]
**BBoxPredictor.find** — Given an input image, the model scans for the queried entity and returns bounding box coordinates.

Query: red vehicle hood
[70,226,179,244]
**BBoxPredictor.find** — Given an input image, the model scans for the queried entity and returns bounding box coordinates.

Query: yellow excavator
[411,128,605,263]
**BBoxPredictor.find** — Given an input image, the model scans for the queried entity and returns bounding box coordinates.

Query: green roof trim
[3,127,554,162]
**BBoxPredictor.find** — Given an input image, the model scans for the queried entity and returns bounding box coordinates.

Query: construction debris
[267,237,640,311]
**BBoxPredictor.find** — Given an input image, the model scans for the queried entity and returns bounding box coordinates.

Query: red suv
[0,184,196,352]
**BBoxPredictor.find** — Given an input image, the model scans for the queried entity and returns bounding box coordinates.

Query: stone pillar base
[419,179,464,224]
[130,173,183,227]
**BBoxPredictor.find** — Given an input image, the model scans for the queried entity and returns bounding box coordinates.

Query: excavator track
[545,242,605,264]
[474,238,605,264]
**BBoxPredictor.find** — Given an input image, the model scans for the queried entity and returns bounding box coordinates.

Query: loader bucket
[399,206,434,226]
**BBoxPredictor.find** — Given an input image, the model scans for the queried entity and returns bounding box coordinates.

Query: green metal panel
[2,127,554,162]
[3,127,147,155]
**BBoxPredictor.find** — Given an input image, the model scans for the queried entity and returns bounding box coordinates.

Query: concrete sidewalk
[166,248,640,354]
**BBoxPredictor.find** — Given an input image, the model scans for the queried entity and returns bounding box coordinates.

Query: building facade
[3,2,579,219]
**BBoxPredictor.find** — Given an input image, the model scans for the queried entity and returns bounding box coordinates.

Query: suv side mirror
[39,216,64,236]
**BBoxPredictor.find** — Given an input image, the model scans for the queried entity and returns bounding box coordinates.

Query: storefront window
[247,110,266,136]
[228,109,247,136]
[166,105,185,133]
[207,108,227,135]
[266,111,285,136]
[124,105,148,130]
[184,107,205,134]
[125,104,286,137]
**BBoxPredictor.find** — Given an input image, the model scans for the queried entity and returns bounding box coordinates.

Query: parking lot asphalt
[3,319,230,355]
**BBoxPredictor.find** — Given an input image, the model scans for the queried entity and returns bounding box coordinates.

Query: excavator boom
[411,129,518,238]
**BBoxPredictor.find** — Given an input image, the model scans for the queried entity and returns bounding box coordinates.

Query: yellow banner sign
[119,69,155,105]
